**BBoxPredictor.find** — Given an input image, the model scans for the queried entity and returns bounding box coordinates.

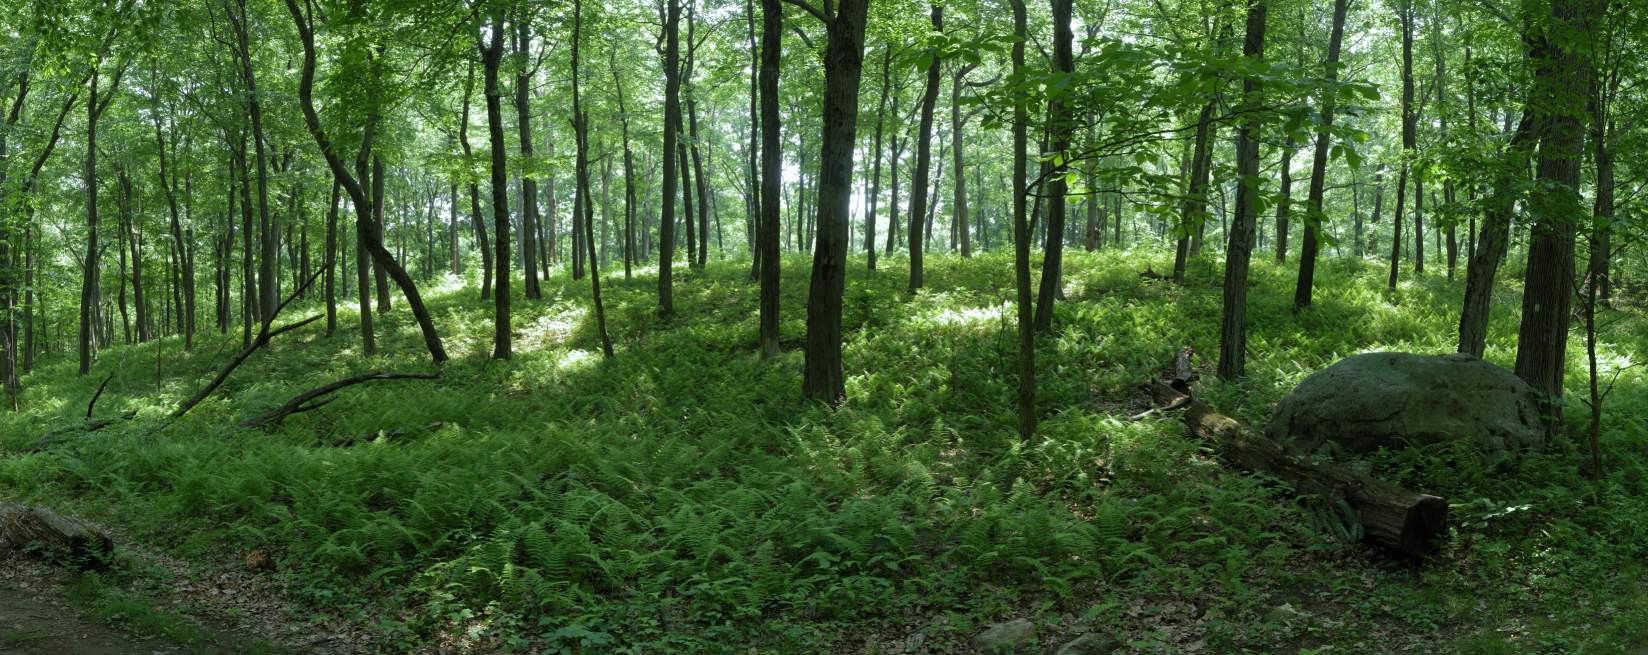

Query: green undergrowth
[1,250,1644,653]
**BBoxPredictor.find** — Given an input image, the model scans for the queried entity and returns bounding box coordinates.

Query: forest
[0,0,1643,652]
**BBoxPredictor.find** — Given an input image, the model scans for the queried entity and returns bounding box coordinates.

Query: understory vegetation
[2,251,1645,653]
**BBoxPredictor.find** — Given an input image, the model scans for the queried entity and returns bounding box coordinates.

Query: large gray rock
[1266,352,1544,457]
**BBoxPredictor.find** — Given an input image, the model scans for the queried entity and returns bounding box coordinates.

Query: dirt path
[0,499,377,655]
[0,584,169,655]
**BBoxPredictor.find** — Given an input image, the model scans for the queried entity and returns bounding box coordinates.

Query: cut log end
[0,503,114,568]
[1141,351,1450,559]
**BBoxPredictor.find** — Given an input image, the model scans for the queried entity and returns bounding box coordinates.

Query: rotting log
[1142,348,1448,558]
[0,502,113,567]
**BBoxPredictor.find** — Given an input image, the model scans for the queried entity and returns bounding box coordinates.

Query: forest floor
[1,250,1646,654]
[0,577,160,655]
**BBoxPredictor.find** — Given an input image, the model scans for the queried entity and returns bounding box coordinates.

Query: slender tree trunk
[153,108,193,348]
[79,65,112,376]
[222,0,278,322]
[745,0,762,280]
[571,0,612,358]
[1033,0,1074,331]
[658,0,681,317]
[950,63,975,258]
[1010,0,1035,439]
[1175,99,1216,282]
[460,60,493,301]
[1216,0,1267,381]
[1272,138,1297,263]
[237,136,257,347]
[1587,71,1616,307]
[368,159,390,314]
[323,179,338,336]
[1292,0,1348,309]
[1389,0,1416,289]
[677,118,694,272]
[1387,164,1408,291]
[865,47,891,271]
[120,170,149,343]
[513,14,542,300]
[449,181,459,275]
[480,3,512,358]
[757,0,781,358]
[687,66,710,267]
[613,45,637,281]
[906,4,942,293]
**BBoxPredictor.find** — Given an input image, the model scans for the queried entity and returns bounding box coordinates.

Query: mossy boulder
[1266,352,1544,458]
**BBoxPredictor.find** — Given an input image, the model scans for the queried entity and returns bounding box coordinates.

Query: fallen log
[0,503,113,568]
[31,410,138,452]
[241,371,440,429]
[1142,348,1448,558]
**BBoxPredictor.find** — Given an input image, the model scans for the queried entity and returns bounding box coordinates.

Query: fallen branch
[241,371,440,429]
[171,270,323,420]
[86,373,114,418]
[1141,348,1448,558]
[0,502,113,568]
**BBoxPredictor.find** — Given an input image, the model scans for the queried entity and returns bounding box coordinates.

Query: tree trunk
[687,23,710,270]
[571,0,613,358]
[1388,0,1416,289]
[1010,0,1035,440]
[369,159,390,315]
[1032,0,1074,332]
[1587,67,1616,308]
[658,0,681,317]
[950,63,975,258]
[480,2,512,358]
[120,170,148,343]
[1387,164,1408,291]
[153,107,193,349]
[1514,0,1598,425]
[513,14,542,300]
[906,4,942,294]
[613,45,638,281]
[1272,138,1297,263]
[677,117,694,273]
[324,180,338,336]
[1175,99,1216,283]
[80,63,116,376]
[802,0,871,403]
[460,60,493,301]
[1291,0,1348,309]
[865,47,891,271]
[757,0,782,359]
[1216,0,1267,381]
[745,0,762,280]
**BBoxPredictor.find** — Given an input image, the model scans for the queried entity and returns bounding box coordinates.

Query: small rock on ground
[971,619,1036,654]
[1055,633,1121,655]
